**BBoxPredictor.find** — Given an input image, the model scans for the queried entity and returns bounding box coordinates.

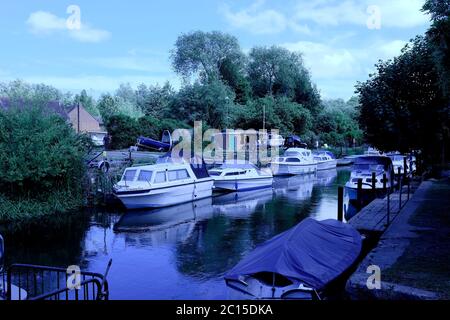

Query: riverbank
[347,174,450,299]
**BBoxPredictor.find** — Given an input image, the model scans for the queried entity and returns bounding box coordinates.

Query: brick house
[67,104,107,146]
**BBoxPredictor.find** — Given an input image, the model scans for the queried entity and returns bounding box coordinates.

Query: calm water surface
[4,168,350,299]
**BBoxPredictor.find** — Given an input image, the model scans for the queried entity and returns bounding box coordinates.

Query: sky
[0,0,431,100]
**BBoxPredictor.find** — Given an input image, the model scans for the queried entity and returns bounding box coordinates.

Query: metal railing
[1,259,111,301]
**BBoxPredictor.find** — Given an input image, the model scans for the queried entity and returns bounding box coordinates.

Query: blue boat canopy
[224,218,362,290]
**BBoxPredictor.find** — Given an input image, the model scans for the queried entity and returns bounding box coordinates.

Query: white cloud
[282,38,411,98]
[26,11,110,43]
[294,0,429,28]
[221,0,311,35]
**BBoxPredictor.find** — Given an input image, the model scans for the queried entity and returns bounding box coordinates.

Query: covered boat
[224,218,362,300]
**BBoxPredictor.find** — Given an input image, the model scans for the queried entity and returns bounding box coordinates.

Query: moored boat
[344,156,395,200]
[313,151,337,171]
[224,218,362,300]
[113,161,213,209]
[270,148,317,176]
[208,163,273,192]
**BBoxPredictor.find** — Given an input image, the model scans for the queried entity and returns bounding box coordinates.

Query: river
[3,168,351,299]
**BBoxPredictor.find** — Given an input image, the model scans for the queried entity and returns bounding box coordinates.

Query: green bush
[0,106,88,222]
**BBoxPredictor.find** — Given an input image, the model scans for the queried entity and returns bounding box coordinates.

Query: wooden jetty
[348,179,421,233]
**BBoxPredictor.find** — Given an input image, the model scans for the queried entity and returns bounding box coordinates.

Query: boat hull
[316,159,337,171]
[271,163,317,176]
[213,177,273,192]
[115,180,213,209]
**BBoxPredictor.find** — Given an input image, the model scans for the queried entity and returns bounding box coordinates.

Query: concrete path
[347,177,450,299]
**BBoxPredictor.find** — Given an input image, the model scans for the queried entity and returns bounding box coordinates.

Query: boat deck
[348,179,421,233]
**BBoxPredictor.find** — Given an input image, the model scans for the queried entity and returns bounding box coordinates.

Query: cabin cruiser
[224,218,362,300]
[113,162,213,209]
[344,156,394,200]
[387,153,416,175]
[313,151,337,171]
[208,163,273,192]
[270,148,317,176]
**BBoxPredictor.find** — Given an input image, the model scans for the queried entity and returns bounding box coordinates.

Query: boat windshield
[122,169,137,182]
[353,164,385,172]
[284,151,301,157]
[137,170,153,182]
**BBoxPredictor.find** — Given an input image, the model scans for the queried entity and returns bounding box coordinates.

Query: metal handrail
[5,261,110,301]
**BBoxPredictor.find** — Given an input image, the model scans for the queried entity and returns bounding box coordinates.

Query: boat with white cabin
[208,163,273,192]
[344,156,395,200]
[270,148,317,176]
[113,161,213,209]
[313,151,337,171]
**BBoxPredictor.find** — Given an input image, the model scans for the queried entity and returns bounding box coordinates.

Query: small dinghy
[224,218,362,300]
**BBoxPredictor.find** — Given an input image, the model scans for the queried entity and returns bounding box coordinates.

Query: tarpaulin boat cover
[225,218,362,290]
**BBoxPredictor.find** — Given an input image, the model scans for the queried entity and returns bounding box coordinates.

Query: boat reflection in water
[314,169,338,187]
[113,198,214,238]
[212,189,274,218]
[273,174,315,201]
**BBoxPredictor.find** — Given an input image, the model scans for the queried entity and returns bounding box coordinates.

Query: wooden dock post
[357,178,363,210]
[337,186,344,222]
[371,172,376,190]
[397,167,401,190]
[403,156,408,178]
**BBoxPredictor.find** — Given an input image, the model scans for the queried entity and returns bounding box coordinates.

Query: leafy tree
[356,36,448,163]
[0,80,63,108]
[0,106,87,221]
[423,0,450,99]
[219,57,252,105]
[73,89,98,116]
[171,31,244,83]
[105,114,140,150]
[97,93,120,123]
[137,82,175,118]
[171,80,236,128]
[247,46,322,116]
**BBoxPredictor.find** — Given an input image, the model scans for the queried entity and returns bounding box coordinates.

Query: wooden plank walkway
[348,180,421,233]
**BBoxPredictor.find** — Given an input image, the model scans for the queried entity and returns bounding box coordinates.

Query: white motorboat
[387,153,416,175]
[270,148,317,176]
[113,162,213,209]
[208,163,273,192]
[344,156,395,200]
[313,151,337,171]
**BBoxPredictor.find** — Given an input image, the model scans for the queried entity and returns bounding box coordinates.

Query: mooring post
[337,186,344,222]
[397,167,401,190]
[371,171,376,191]
[383,173,387,191]
[403,157,408,178]
[357,178,363,210]
[387,190,390,225]
[399,173,403,211]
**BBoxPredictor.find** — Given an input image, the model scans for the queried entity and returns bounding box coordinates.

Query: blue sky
[0,0,431,99]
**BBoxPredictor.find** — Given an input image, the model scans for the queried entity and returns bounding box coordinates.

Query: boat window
[137,170,153,182]
[313,157,321,161]
[284,151,300,157]
[285,158,301,163]
[225,172,240,176]
[353,164,385,172]
[154,171,166,183]
[322,157,328,161]
[168,169,190,181]
[209,171,222,176]
[253,272,293,287]
[122,170,137,182]
[177,169,190,179]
